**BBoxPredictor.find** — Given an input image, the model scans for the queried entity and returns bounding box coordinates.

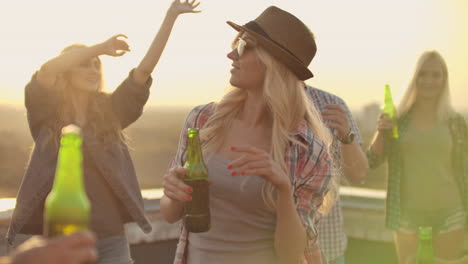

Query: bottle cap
[62,124,82,135]
[418,226,432,239]
[188,128,200,137]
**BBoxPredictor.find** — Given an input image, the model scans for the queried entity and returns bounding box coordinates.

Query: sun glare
[0,198,16,213]
[1,0,467,110]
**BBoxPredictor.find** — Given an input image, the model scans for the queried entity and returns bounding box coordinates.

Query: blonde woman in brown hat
[161,6,338,264]
[6,1,200,263]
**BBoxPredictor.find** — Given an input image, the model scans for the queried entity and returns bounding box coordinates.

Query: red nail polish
[241,171,246,175]
[185,195,192,201]
[227,164,233,169]
[187,187,193,193]
[231,171,237,176]
[230,146,236,151]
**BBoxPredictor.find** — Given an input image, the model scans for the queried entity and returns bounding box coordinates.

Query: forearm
[341,141,368,184]
[39,44,104,79]
[274,187,307,264]
[0,257,10,264]
[369,131,385,157]
[133,11,178,85]
[160,195,184,223]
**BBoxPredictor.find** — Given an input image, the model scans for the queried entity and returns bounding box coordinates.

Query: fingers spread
[228,153,266,170]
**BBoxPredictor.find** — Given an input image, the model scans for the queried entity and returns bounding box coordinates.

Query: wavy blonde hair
[199,36,338,213]
[397,50,454,121]
[42,43,125,149]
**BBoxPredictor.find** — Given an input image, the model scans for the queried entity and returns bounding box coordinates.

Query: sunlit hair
[397,50,454,121]
[43,43,125,149]
[200,33,339,214]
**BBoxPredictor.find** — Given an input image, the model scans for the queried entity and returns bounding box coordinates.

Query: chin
[229,77,241,88]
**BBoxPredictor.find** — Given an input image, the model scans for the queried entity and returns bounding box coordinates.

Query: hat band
[243,21,302,64]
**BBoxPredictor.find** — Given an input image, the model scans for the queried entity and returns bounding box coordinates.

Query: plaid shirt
[367,111,468,231]
[305,86,363,261]
[169,102,334,264]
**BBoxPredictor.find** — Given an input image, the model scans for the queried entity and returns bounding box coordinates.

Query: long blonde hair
[397,50,454,121]
[200,42,338,213]
[43,43,125,149]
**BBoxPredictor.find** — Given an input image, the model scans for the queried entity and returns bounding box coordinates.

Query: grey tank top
[187,154,278,264]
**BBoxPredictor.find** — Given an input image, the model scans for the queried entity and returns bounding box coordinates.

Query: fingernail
[187,187,193,193]
[241,171,246,175]
[185,195,192,201]
[230,146,236,151]
[231,171,237,176]
[227,164,233,170]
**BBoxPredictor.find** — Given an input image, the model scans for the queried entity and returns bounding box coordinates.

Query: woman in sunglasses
[6,1,200,263]
[161,6,338,264]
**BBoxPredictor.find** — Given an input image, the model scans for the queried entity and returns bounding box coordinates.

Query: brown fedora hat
[227,6,316,80]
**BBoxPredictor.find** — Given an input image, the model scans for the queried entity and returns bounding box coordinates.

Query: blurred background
[1,0,467,263]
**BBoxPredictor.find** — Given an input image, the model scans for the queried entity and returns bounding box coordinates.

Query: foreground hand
[162,167,193,202]
[10,232,97,264]
[321,104,351,140]
[227,146,291,192]
[100,34,130,57]
[169,0,201,16]
[376,113,394,131]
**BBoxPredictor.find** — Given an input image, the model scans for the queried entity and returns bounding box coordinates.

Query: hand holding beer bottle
[381,84,399,139]
[182,128,211,233]
[43,124,90,237]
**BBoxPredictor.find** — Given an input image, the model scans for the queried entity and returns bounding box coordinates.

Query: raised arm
[132,0,201,85]
[367,113,394,168]
[322,104,368,184]
[37,35,130,88]
[25,35,129,139]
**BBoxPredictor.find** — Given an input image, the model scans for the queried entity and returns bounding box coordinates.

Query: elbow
[349,170,368,185]
[133,68,152,85]
[345,161,369,185]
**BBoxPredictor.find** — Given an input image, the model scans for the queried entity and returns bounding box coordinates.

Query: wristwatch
[338,129,355,144]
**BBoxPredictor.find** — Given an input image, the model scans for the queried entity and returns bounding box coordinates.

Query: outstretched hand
[169,0,201,16]
[227,146,291,192]
[100,34,131,57]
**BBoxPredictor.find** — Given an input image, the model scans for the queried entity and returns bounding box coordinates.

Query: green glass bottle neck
[416,227,435,262]
[186,130,203,164]
[418,229,433,241]
[52,133,85,193]
[383,88,396,113]
[384,86,394,103]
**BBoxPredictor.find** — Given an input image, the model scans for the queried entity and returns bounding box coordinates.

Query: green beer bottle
[382,84,399,139]
[415,226,435,264]
[183,128,211,233]
[44,124,90,237]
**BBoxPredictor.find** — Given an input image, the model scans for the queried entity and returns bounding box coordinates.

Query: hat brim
[227,21,313,80]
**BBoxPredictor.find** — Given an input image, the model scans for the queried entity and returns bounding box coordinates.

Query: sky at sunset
[1,0,467,111]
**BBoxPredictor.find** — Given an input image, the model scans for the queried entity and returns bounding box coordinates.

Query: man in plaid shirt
[306,85,368,264]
